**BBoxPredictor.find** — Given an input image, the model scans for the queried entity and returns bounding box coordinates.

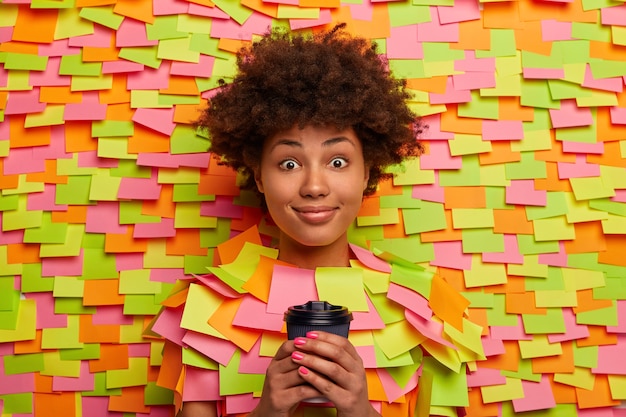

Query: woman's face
[255,124,369,253]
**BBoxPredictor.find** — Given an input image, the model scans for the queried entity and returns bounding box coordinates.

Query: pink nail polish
[292,351,304,360]
[299,366,309,375]
[294,337,306,346]
[306,331,319,339]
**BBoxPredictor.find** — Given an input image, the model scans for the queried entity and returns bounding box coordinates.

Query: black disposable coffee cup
[284,301,353,404]
[284,301,353,340]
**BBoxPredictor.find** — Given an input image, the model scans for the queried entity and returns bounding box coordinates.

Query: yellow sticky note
[562,268,605,291]
[39,224,85,258]
[570,176,615,200]
[315,267,369,312]
[106,358,149,388]
[144,240,185,268]
[534,290,578,308]
[180,283,224,338]
[372,320,426,359]
[608,375,626,400]
[532,216,576,241]
[0,299,36,343]
[89,172,122,201]
[480,377,525,403]
[41,315,83,350]
[518,335,562,359]
[449,134,492,156]
[42,351,81,377]
[464,256,507,288]
[391,158,435,186]
[602,213,626,234]
[554,366,595,390]
[175,202,218,229]
[119,269,162,295]
[451,208,495,229]
[507,255,549,278]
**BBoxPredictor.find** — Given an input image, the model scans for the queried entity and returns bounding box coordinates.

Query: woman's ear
[363,166,370,191]
[254,168,264,193]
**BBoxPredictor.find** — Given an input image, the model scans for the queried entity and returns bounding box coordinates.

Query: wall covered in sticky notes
[1,0,626,416]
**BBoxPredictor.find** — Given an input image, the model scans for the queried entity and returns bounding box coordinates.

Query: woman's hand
[289,331,380,417]
[248,339,325,417]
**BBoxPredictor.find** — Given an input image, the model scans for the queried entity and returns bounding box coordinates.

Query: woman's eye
[330,157,348,168]
[279,159,300,170]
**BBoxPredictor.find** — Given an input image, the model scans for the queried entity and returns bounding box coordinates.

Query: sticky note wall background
[1,0,626,416]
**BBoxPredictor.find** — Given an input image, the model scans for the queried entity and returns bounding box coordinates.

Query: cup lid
[284,301,353,325]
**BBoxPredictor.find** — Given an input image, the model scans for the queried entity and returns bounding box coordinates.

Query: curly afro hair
[198,23,424,197]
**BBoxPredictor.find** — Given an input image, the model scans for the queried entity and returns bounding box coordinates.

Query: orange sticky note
[160,76,200,96]
[576,375,620,408]
[6,243,40,264]
[13,8,57,43]
[14,330,44,354]
[208,298,260,352]
[577,325,618,347]
[573,289,613,314]
[108,386,151,413]
[514,21,550,56]
[240,0,278,17]
[406,76,448,94]
[128,125,170,154]
[365,369,388,402]
[440,104,483,135]
[113,0,155,24]
[532,341,574,374]
[26,160,68,185]
[478,142,521,166]
[493,206,534,235]
[596,107,626,144]
[105,226,149,254]
[83,35,120,62]
[429,274,470,332]
[173,102,206,125]
[156,341,183,391]
[79,315,121,345]
[564,221,606,255]
[34,392,76,417]
[444,187,486,209]
[450,19,490,51]
[534,162,572,193]
[217,226,262,265]
[106,103,135,121]
[39,86,83,104]
[597,235,626,268]
[10,116,51,148]
[358,196,381,217]
[242,256,292,303]
[100,74,132,105]
[65,121,98,152]
[498,96,534,122]
[505,292,546,315]
[83,279,126,306]
[88,343,128,372]
[51,205,88,224]
[142,185,176,218]
[166,229,207,256]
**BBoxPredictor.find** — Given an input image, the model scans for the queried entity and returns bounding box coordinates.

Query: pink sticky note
[355,345,377,368]
[420,141,462,168]
[266,265,318,314]
[583,65,623,92]
[210,13,274,40]
[118,176,162,200]
[289,10,333,30]
[77,150,118,168]
[537,242,569,267]
[437,0,480,23]
[412,182,446,203]
[541,19,572,41]
[24,292,67,329]
[38,39,79,57]
[116,253,145,271]
[41,250,84,277]
[182,331,237,366]
[421,114,455,140]
[523,67,565,79]
[609,106,626,124]
[455,50,495,73]
[467,367,506,388]
[150,268,186,284]
[429,77,472,105]
[557,155,600,179]
[0,360,34,395]
[562,140,604,154]
[405,309,456,348]
[4,89,46,115]
[607,300,626,334]
[490,317,533,341]
[548,308,589,343]
[201,196,244,219]
[30,57,72,87]
[136,152,211,168]
[93,305,134,325]
[102,60,145,74]
[417,9,459,42]
[82,397,124,417]
[376,367,419,403]
[386,25,422,60]
[452,71,496,90]
[233,295,285,332]
[188,3,230,18]
[2,148,45,175]
[349,243,391,273]
[0,221,25,244]
[239,337,273,374]
[182,367,221,402]
[225,393,260,415]
[482,336,505,357]
[612,190,626,203]
[53,361,94,392]
[69,25,112,47]
[431,241,472,270]
[549,99,593,128]
[65,93,107,121]
[116,18,158,47]
[153,0,189,15]
[512,376,556,412]
[86,202,127,234]
[33,126,72,159]
[133,218,176,238]
[0,26,12,43]
[27,184,68,211]
[351,294,385,330]
[127,62,171,90]
[483,234,524,264]
[387,283,432,320]
[132,108,176,136]
[505,180,547,206]
[152,306,186,346]
[601,5,626,27]
[171,54,215,77]
[348,2,373,20]
[594,338,626,375]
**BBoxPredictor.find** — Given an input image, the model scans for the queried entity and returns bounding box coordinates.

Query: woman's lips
[293,206,337,223]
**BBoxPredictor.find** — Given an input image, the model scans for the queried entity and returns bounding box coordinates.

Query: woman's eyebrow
[322,136,356,148]
[269,139,302,151]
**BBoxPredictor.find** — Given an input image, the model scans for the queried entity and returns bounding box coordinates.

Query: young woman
[152,24,474,417]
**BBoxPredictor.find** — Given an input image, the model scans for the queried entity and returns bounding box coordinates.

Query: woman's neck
[277,233,351,270]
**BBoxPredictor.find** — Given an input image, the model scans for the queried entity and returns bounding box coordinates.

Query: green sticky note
[59,344,101,361]
[0,285,18,325]
[526,192,568,220]
[452,208,494,229]
[485,295,518,327]
[461,291,495,309]
[182,346,219,370]
[390,158,435,186]
[79,5,124,29]
[357,207,400,227]
[200,218,232,247]
[92,120,134,138]
[513,129,552,152]
[0,393,33,414]
[145,381,175,406]
[158,36,200,63]
[189,34,232,60]
[175,202,218,229]
[373,339,416,368]
[106,357,149,388]
[388,2,430,26]
[0,246,22,276]
[464,258,507,288]
[23,212,67,244]
[42,315,83,350]
[0,299,36,342]
[462,228,504,253]
[508,255,549,278]
[211,0,254,24]
[573,344,598,369]
[439,155,482,186]
[110,160,152,178]
[521,79,559,109]
[516,234,560,255]
[4,52,48,71]
[89,172,122,201]
[97,137,136,160]
[533,217,576,242]
[2,197,43,232]
[146,15,188,40]
[82,248,118,279]
[55,7,94,38]
[59,52,103,77]
[368,289,405,324]
[219,351,265,395]
[389,262,431,298]
[54,297,96,315]
[315,267,369,312]
[4,352,44,375]
[555,124,598,144]
[449,133,492,156]
[118,201,161,224]
[83,372,122,397]
[123,294,162,316]
[505,151,546,180]
[144,240,185,269]
[371,236,434,264]
[570,176,615,200]
[522,308,566,334]
[184,253,214,275]
[379,187,421,209]
[119,269,161,294]
[424,357,469,407]
[402,201,447,234]
[548,79,590,100]
[21,263,54,293]
[389,59,427,79]
[24,104,65,128]
[170,125,210,155]
[130,90,171,108]
[525,268,564,292]
[119,46,161,69]
[121,316,150,344]
[173,184,216,202]
[373,319,426,359]
[458,92,499,120]
[576,302,617,326]
[56,176,93,205]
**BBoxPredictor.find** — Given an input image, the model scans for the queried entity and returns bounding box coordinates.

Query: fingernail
[292,351,304,360]
[299,366,309,375]
[306,331,318,339]
[294,337,307,346]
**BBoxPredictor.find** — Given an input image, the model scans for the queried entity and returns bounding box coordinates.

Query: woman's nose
[300,167,330,197]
